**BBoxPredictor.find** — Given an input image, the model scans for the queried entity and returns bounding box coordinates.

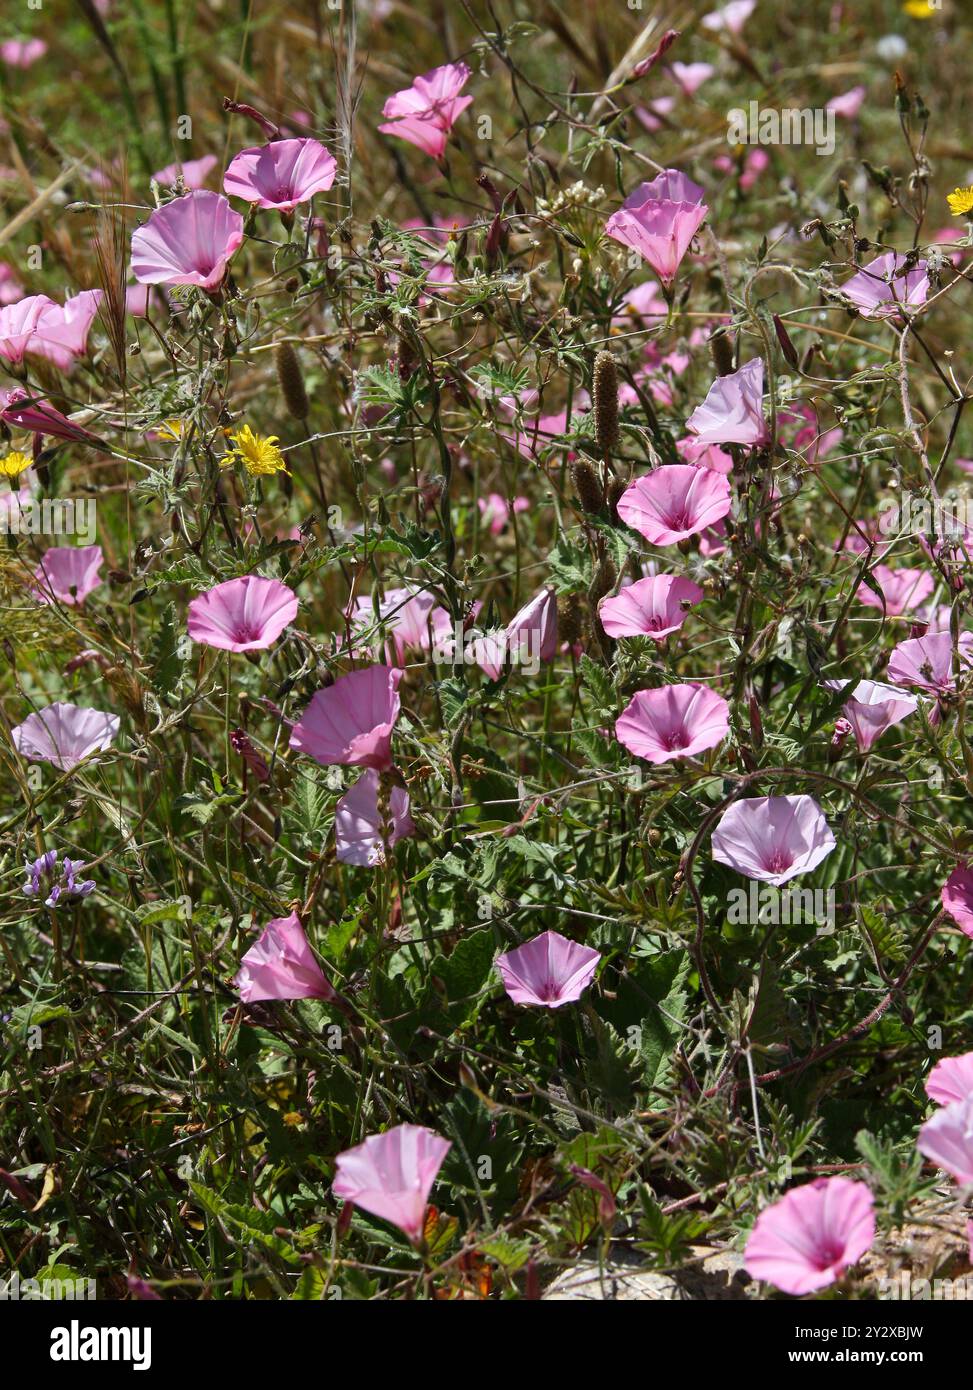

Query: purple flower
[496,929,601,1008]
[23,850,96,907]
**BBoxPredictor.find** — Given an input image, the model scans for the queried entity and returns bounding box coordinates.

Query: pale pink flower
[332,1123,452,1241]
[348,586,446,663]
[187,576,298,652]
[0,39,47,69]
[675,436,733,474]
[615,683,729,765]
[32,545,104,606]
[335,768,415,866]
[224,139,337,212]
[686,359,767,446]
[130,190,245,291]
[669,62,714,96]
[857,566,934,616]
[599,574,703,640]
[0,295,48,364]
[917,1095,973,1185]
[701,0,756,34]
[235,911,333,1003]
[823,678,917,752]
[744,1178,875,1295]
[779,403,843,463]
[926,1052,973,1107]
[887,631,966,694]
[826,86,867,119]
[152,155,218,189]
[378,63,473,162]
[712,795,836,886]
[11,702,119,771]
[505,586,558,666]
[0,262,23,305]
[27,290,104,372]
[840,251,929,319]
[634,98,676,134]
[290,665,403,771]
[478,492,529,535]
[616,464,732,546]
[942,866,973,940]
[496,929,601,1008]
[605,169,708,288]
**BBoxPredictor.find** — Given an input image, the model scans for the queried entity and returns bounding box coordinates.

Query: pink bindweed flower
[942,866,973,940]
[712,795,836,886]
[0,388,97,443]
[616,464,732,546]
[378,63,473,163]
[857,565,934,617]
[152,155,218,189]
[615,683,729,765]
[744,1178,875,1295]
[634,97,677,134]
[668,62,714,96]
[916,1094,973,1185]
[187,575,298,652]
[505,586,558,667]
[478,492,529,535]
[32,545,104,607]
[290,665,403,771]
[686,359,768,446]
[0,39,47,69]
[348,586,447,663]
[27,291,104,372]
[599,574,703,641]
[0,295,47,364]
[605,169,708,289]
[223,138,337,212]
[827,86,867,119]
[887,631,967,694]
[926,1052,973,1107]
[779,403,844,463]
[0,262,23,305]
[675,436,733,475]
[839,251,929,319]
[332,1122,452,1242]
[11,702,119,771]
[130,191,245,291]
[235,911,334,1004]
[335,768,415,867]
[823,678,918,752]
[701,0,756,34]
[496,929,601,1008]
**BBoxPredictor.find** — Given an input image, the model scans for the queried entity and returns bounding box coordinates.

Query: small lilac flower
[840,252,929,320]
[23,850,96,907]
[496,929,601,1008]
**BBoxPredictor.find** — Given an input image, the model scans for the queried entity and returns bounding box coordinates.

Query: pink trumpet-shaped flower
[496,929,601,1008]
[744,1178,875,1295]
[378,62,473,162]
[701,0,756,34]
[332,1122,452,1241]
[235,911,334,1003]
[605,169,708,289]
[888,631,967,694]
[335,768,415,867]
[32,545,104,607]
[11,702,119,771]
[0,388,97,443]
[506,586,558,666]
[348,586,447,663]
[0,263,24,305]
[599,574,703,640]
[686,359,768,446]
[827,86,867,119]
[917,1094,973,1185]
[615,683,729,765]
[675,436,733,474]
[187,575,298,652]
[840,251,929,320]
[616,464,732,546]
[668,62,714,96]
[130,190,245,291]
[712,795,836,886]
[152,155,218,189]
[224,138,337,212]
[27,291,104,371]
[926,1052,973,1107]
[857,566,934,616]
[942,865,973,940]
[0,39,47,69]
[0,295,47,363]
[823,678,918,752]
[290,665,403,771]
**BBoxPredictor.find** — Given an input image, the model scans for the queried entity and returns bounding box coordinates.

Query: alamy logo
[0,1271,95,1301]
[50,1320,151,1372]
[727,101,835,157]
[0,496,97,543]
[727,883,836,933]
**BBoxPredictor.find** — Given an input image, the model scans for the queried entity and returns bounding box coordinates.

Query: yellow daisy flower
[0,450,33,479]
[947,186,973,217]
[903,0,935,15]
[224,424,290,477]
[157,419,185,441]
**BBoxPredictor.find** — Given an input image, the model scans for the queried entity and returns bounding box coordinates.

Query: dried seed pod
[588,557,617,606]
[709,331,735,377]
[571,459,603,513]
[592,350,620,454]
[557,593,584,646]
[606,477,627,525]
[275,341,309,421]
